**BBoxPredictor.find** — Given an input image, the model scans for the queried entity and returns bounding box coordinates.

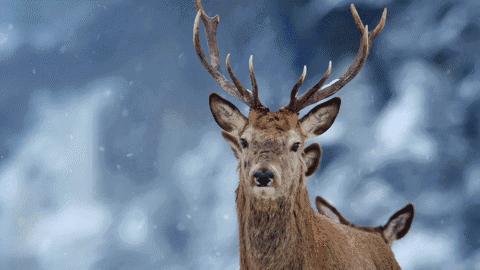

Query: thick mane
[236,181,400,269]
[236,181,312,269]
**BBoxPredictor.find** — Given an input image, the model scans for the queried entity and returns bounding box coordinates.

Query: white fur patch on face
[251,187,277,199]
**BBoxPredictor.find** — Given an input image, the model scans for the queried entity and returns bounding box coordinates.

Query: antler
[287,4,387,112]
[193,0,267,110]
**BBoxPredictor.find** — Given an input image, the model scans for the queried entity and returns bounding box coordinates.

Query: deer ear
[383,204,414,245]
[300,98,341,138]
[221,131,240,159]
[316,196,343,224]
[209,93,247,133]
[304,143,322,176]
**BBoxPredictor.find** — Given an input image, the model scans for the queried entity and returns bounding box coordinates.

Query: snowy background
[0,0,479,269]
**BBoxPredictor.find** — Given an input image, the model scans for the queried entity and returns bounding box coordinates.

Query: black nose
[253,169,274,187]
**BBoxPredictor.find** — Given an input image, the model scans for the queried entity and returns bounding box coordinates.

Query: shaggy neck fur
[235,177,402,270]
[236,179,316,270]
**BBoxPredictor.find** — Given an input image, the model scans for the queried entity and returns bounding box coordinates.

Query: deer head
[194,0,386,202]
[316,196,415,246]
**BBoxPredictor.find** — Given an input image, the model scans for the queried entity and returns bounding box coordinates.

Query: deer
[315,196,415,246]
[193,0,403,269]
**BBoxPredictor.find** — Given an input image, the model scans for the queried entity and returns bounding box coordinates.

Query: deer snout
[253,168,274,187]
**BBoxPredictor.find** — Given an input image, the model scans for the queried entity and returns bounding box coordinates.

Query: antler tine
[294,61,332,111]
[287,65,307,111]
[249,55,266,110]
[370,8,387,42]
[302,24,369,108]
[226,54,250,100]
[289,4,387,111]
[350,4,387,44]
[193,0,254,106]
[350,3,365,31]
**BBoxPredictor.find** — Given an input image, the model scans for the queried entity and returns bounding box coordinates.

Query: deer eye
[240,138,249,149]
[291,142,301,152]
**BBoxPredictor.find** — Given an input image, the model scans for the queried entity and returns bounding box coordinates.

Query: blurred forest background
[0,0,479,269]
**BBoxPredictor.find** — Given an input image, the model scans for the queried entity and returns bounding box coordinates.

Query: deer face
[210,94,340,200]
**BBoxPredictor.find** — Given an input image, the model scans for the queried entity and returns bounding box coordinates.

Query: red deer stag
[316,196,415,246]
[193,0,401,269]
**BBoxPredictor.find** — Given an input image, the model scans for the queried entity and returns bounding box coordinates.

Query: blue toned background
[0,0,478,269]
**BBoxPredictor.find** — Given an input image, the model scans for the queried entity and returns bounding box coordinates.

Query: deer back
[307,213,401,269]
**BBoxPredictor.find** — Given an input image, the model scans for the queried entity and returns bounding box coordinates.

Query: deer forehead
[248,109,299,129]
[242,110,305,142]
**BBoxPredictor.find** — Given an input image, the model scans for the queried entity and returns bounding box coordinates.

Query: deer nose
[253,169,274,187]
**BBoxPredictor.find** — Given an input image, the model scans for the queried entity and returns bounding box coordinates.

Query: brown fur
[316,196,415,246]
[236,179,400,269]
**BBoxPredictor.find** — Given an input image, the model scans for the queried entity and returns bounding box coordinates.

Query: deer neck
[236,181,316,270]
